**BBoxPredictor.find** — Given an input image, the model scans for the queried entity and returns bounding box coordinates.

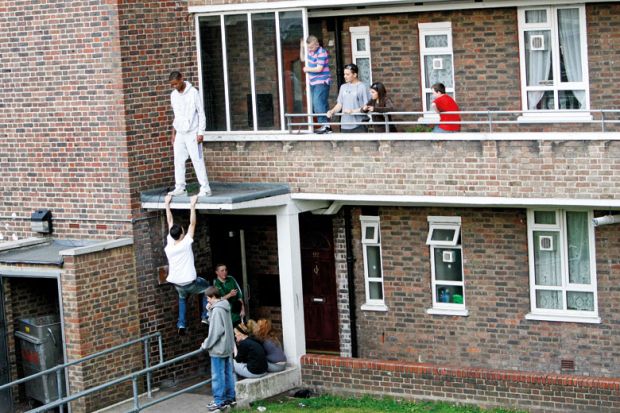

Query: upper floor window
[426,216,468,316]
[418,22,455,113]
[526,209,600,323]
[518,6,590,114]
[349,26,372,85]
[360,215,387,311]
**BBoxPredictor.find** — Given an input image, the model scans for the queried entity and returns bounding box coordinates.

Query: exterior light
[31,209,53,234]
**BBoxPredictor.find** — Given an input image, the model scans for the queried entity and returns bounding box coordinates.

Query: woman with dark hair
[361,82,397,133]
[233,324,267,379]
[326,63,370,133]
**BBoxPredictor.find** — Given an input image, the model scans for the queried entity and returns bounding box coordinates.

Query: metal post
[384,114,390,133]
[56,369,64,413]
[144,337,152,398]
[487,111,493,133]
[601,111,606,133]
[158,335,164,364]
[132,376,140,412]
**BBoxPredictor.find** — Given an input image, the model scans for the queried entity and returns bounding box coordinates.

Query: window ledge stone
[525,312,601,324]
[361,303,389,312]
[426,307,469,316]
[517,112,593,123]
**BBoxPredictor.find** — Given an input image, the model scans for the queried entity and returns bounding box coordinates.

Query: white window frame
[418,22,455,122]
[349,26,372,85]
[517,5,591,122]
[426,216,468,316]
[360,215,387,312]
[526,209,600,323]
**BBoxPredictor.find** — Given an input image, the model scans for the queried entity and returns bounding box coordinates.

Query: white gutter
[141,193,292,212]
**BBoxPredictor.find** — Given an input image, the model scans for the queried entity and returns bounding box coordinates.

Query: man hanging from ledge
[165,194,210,335]
[168,71,212,197]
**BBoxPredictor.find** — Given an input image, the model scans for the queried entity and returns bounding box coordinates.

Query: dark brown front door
[300,215,339,354]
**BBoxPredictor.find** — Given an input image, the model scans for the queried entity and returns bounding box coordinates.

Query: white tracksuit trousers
[173,131,210,192]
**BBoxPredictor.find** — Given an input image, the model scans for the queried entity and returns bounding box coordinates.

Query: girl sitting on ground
[233,323,268,379]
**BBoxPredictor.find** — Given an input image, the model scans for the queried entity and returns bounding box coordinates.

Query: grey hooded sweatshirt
[201,299,235,358]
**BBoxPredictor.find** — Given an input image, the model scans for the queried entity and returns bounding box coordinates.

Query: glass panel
[431,228,456,242]
[524,30,553,91]
[423,54,453,88]
[199,16,227,131]
[559,90,584,109]
[252,13,279,130]
[425,34,448,48]
[536,290,562,309]
[356,38,367,52]
[566,211,591,284]
[558,8,582,83]
[366,246,382,279]
[436,285,464,304]
[279,11,305,116]
[434,248,462,282]
[356,57,371,85]
[525,9,547,24]
[534,231,561,286]
[528,90,554,110]
[364,225,375,241]
[369,281,383,300]
[567,291,594,311]
[534,211,556,225]
[225,14,252,131]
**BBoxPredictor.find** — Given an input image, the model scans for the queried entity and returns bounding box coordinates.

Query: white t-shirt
[165,234,197,285]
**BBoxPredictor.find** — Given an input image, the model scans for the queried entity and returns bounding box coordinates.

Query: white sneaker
[168,188,187,196]
[197,189,212,197]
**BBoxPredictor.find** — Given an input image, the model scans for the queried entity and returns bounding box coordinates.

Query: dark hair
[343,63,359,75]
[205,286,221,299]
[169,71,183,81]
[370,82,388,104]
[214,263,227,272]
[431,82,446,94]
[169,224,183,240]
[235,324,249,336]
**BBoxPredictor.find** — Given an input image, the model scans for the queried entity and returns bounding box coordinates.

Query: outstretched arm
[164,195,174,229]
[187,195,198,239]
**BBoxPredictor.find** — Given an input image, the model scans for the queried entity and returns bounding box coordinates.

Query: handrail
[27,348,209,413]
[0,332,163,413]
[284,110,620,133]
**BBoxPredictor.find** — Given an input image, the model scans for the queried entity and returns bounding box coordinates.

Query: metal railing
[285,110,620,133]
[28,348,208,413]
[0,332,163,413]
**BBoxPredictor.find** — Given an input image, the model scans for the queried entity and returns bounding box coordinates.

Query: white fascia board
[0,237,48,252]
[0,267,62,278]
[142,193,292,213]
[291,193,620,210]
[59,238,134,257]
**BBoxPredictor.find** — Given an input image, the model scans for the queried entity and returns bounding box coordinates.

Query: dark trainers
[315,126,332,134]
[207,401,228,411]
[225,399,237,408]
[177,327,186,336]
[201,317,209,325]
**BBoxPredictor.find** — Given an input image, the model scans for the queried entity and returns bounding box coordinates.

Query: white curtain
[424,55,453,88]
[526,30,552,109]
[566,211,590,284]
[534,231,562,309]
[558,8,585,108]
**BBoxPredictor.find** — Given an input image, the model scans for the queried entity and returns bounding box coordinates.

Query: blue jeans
[432,125,455,133]
[211,356,235,405]
[310,83,330,125]
[175,277,209,329]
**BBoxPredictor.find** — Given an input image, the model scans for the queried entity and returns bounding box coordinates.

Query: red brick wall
[62,245,142,412]
[302,354,620,413]
[347,206,620,377]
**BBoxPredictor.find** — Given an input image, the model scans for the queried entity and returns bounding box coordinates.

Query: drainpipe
[344,206,358,358]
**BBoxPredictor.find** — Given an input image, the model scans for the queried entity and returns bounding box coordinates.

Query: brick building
[1,0,620,412]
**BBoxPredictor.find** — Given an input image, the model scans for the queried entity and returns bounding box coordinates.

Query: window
[426,216,467,316]
[360,216,387,311]
[197,10,306,132]
[418,22,455,114]
[526,210,599,323]
[518,6,590,117]
[349,26,372,85]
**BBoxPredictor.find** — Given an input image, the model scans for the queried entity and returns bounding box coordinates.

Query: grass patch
[244,394,526,413]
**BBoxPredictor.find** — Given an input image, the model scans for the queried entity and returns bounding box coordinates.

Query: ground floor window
[526,209,599,323]
[360,215,387,311]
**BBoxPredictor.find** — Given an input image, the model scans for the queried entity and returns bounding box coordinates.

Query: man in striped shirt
[300,35,332,134]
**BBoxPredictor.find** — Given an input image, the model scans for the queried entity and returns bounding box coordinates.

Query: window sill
[426,307,469,316]
[525,313,601,324]
[361,303,389,312]
[517,112,593,123]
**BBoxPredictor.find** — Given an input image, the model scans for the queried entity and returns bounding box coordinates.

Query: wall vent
[530,34,545,51]
[561,359,575,371]
[539,235,554,251]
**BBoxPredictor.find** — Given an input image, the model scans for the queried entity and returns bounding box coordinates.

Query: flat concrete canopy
[141,182,291,212]
[0,239,99,266]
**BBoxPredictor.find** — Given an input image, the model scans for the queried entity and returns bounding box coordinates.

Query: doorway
[0,282,12,413]
[300,214,340,354]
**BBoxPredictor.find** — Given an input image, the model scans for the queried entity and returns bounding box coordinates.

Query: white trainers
[197,189,212,197]
[168,188,187,196]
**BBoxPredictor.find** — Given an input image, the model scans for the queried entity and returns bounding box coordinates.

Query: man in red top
[431,83,461,132]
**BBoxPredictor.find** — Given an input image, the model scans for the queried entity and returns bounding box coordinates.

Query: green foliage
[403,125,434,133]
[244,394,527,413]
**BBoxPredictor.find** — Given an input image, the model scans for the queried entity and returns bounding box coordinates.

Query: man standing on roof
[300,35,332,134]
[167,71,212,197]
[165,194,210,335]
[431,82,461,132]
